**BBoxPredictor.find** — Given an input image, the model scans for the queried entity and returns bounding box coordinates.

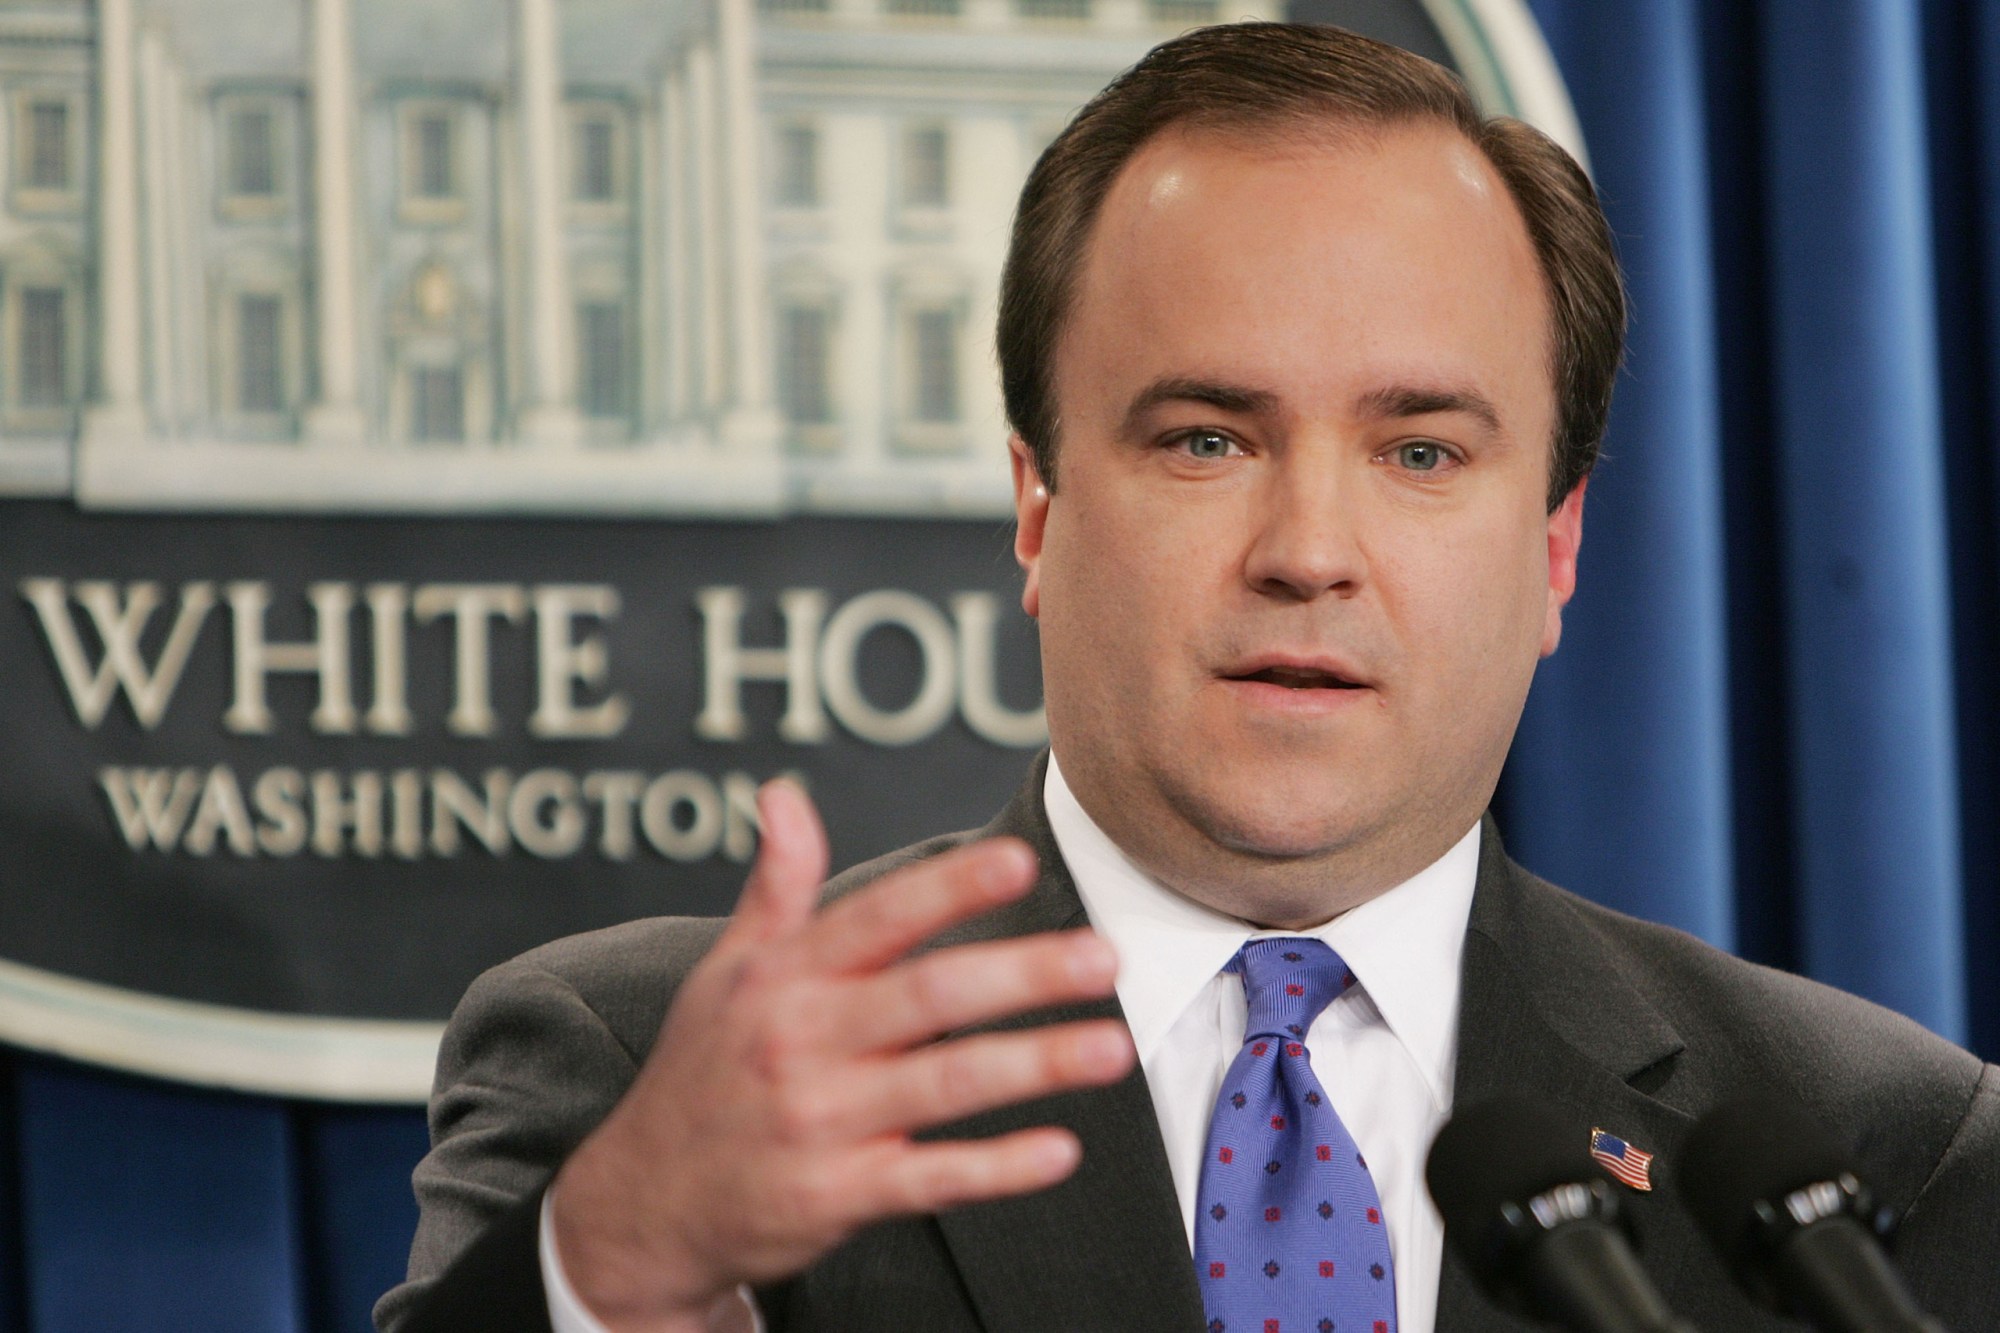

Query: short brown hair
[997,22,1624,510]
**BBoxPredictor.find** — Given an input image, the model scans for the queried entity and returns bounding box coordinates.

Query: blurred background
[0,0,1994,1327]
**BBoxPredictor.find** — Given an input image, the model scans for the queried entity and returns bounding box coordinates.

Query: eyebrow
[1120,375,1509,438]
[1121,376,1281,434]
[1355,383,1504,435]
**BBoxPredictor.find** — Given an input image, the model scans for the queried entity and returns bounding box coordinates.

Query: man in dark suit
[379,23,2000,1333]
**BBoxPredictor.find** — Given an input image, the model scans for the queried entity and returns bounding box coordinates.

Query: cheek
[1045,476,1188,605]
[1038,484,1231,711]
[1379,509,1551,673]
[1036,498,1161,670]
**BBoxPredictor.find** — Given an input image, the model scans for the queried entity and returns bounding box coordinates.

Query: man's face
[1013,121,1584,925]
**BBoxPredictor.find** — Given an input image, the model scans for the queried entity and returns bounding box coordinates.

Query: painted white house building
[0,0,1291,515]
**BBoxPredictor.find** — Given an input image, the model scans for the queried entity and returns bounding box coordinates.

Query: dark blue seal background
[0,498,1044,1020]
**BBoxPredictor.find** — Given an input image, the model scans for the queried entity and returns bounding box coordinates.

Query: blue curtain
[4,3,1999,1328]
[1502,0,2000,1062]
[0,1054,429,1331]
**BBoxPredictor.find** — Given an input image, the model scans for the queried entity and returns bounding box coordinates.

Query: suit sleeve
[373,957,645,1333]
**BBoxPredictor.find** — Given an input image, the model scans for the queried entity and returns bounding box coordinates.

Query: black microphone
[1678,1092,1947,1333]
[1427,1098,1698,1333]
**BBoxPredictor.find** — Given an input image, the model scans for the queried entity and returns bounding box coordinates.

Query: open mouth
[1232,665,1365,690]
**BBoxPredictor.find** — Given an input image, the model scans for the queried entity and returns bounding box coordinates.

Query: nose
[1240,448,1365,600]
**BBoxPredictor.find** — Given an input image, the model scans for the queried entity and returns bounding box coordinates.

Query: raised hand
[548,778,1134,1330]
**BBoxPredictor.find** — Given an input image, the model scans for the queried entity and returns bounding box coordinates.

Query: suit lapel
[924,760,1208,1332]
[1437,820,1696,1331]
[920,782,1725,1333]
[931,1024,1206,1331]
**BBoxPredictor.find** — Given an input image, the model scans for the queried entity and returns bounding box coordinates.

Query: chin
[1172,782,1373,864]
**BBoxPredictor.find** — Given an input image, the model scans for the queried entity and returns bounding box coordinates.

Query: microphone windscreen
[1677,1092,1856,1269]
[1426,1097,1592,1274]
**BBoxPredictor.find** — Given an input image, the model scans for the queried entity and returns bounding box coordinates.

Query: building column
[305,0,367,445]
[635,85,662,434]
[964,0,1009,30]
[660,65,692,422]
[1094,0,1144,30]
[515,0,583,447]
[686,45,725,416]
[136,27,181,430]
[87,0,146,439]
[715,0,774,434]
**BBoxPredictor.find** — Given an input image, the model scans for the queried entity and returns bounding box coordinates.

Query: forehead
[1057,121,1553,436]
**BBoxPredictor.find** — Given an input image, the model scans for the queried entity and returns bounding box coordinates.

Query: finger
[823,1020,1135,1142]
[804,837,1039,974]
[726,778,831,942]
[847,1127,1085,1220]
[824,930,1118,1054]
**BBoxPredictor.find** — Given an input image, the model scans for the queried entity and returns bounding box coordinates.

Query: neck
[1052,754,1486,929]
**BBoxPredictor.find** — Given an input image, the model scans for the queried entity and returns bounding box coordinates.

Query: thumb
[728,777,830,941]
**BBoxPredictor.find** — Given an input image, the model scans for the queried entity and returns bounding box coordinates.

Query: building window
[416,115,453,197]
[13,93,79,211]
[236,294,283,413]
[398,104,471,223]
[18,287,66,408]
[216,96,294,220]
[885,0,961,15]
[759,0,830,12]
[576,121,613,201]
[25,102,68,190]
[902,125,948,208]
[412,366,465,442]
[227,107,278,197]
[778,306,832,425]
[574,116,615,202]
[567,104,629,218]
[411,112,455,200]
[911,309,958,423]
[774,124,818,208]
[1018,0,1090,17]
[578,302,625,417]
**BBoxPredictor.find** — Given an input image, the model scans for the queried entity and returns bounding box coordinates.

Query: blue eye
[1394,441,1446,471]
[1181,430,1235,459]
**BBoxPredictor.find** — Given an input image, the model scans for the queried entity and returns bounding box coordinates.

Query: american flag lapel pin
[1588,1127,1655,1191]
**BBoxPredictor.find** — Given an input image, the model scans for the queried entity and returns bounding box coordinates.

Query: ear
[1540,478,1586,658]
[1010,435,1051,619]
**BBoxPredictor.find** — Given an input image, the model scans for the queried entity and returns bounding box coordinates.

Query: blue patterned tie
[1193,937,1398,1333]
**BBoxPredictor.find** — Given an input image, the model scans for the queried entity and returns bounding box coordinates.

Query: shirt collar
[1044,752,1478,1112]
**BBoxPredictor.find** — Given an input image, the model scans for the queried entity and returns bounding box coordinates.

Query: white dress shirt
[542,1171,761,1333]
[1046,754,1476,1333]
[541,756,1478,1333]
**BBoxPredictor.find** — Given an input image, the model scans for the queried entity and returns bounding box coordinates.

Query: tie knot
[1230,937,1352,1040]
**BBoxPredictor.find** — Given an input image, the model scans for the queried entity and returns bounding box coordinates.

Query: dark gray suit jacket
[378,764,2000,1331]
